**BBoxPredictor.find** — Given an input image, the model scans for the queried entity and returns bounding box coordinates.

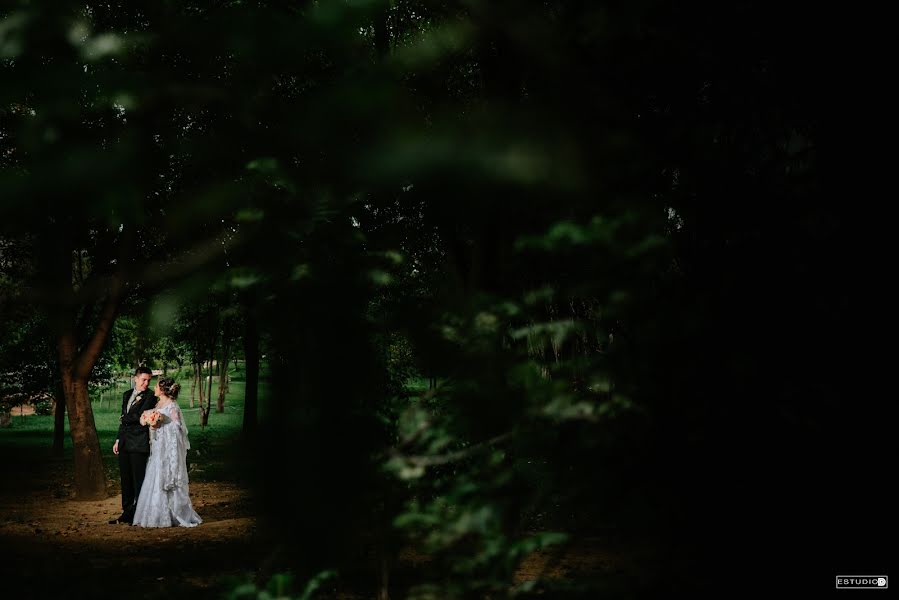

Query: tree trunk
[58,326,112,500]
[217,322,231,413]
[52,380,66,457]
[197,361,206,424]
[134,331,146,370]
[199,361,213,427]
[191,362,198,408]
[242,293,259,437]
[60,372,106,500]
[204,358,213,424]
[43,228,123,500]
[202,328,217,425]
[216,357,228,413]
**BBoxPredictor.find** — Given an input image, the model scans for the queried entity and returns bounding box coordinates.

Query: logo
[836,576,888,589]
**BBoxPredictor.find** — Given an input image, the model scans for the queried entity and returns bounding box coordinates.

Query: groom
[109,366,158,525]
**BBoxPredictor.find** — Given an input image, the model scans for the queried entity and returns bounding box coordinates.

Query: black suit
[116,388,157,523]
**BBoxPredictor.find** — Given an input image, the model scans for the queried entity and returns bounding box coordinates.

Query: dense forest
[1,1,888,597]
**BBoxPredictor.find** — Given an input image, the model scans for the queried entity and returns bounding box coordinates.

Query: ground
[0,458,263,599]
[0,465,634,599]
[0,382,637,599]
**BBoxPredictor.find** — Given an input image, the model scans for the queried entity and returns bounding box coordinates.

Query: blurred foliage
[1,0,878,596]
[226,570,339,600]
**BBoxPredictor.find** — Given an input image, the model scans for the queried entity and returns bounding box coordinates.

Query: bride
[132,377,202,528]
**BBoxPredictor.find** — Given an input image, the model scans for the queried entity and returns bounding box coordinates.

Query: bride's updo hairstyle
[158,377,182,399]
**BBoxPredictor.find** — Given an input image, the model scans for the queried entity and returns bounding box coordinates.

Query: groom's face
[135,373,151,392]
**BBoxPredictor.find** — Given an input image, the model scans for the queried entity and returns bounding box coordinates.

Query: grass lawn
[0,367,271,492]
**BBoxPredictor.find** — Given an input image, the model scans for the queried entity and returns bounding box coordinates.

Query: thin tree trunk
[197,361,206,423]
[216,356,228,413]
[134,330,146,370]
[191,362,198,408]
[52,379,66,457]
[242,293,259,437]
[203,328,217,424]
[219,317,234,396]
[200,361,213,427]
[204,358,213,424]
[217,322,231,413]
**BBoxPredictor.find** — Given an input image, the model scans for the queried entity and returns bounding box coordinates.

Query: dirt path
[0,455,640,599]
[0,482,637,599]
[0,481,263,599]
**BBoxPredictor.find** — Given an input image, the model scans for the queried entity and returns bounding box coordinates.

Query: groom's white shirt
[126,388,141,413]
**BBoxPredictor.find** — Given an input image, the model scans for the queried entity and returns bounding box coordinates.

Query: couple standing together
[109,366,202,528]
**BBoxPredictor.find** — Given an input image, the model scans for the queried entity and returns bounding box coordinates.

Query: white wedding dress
[132,402,202,528]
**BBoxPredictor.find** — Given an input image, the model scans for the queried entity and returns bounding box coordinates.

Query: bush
[33,397,54,416]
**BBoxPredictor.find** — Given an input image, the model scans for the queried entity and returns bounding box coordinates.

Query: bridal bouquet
[140,410,162,428]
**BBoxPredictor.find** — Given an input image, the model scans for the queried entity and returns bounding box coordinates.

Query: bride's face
[154,382,161,396]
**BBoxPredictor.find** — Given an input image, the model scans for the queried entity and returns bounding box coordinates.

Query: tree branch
[74,273,125,381]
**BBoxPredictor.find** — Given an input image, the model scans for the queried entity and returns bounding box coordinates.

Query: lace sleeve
[171,405,190,450]
[161,407,189,491]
